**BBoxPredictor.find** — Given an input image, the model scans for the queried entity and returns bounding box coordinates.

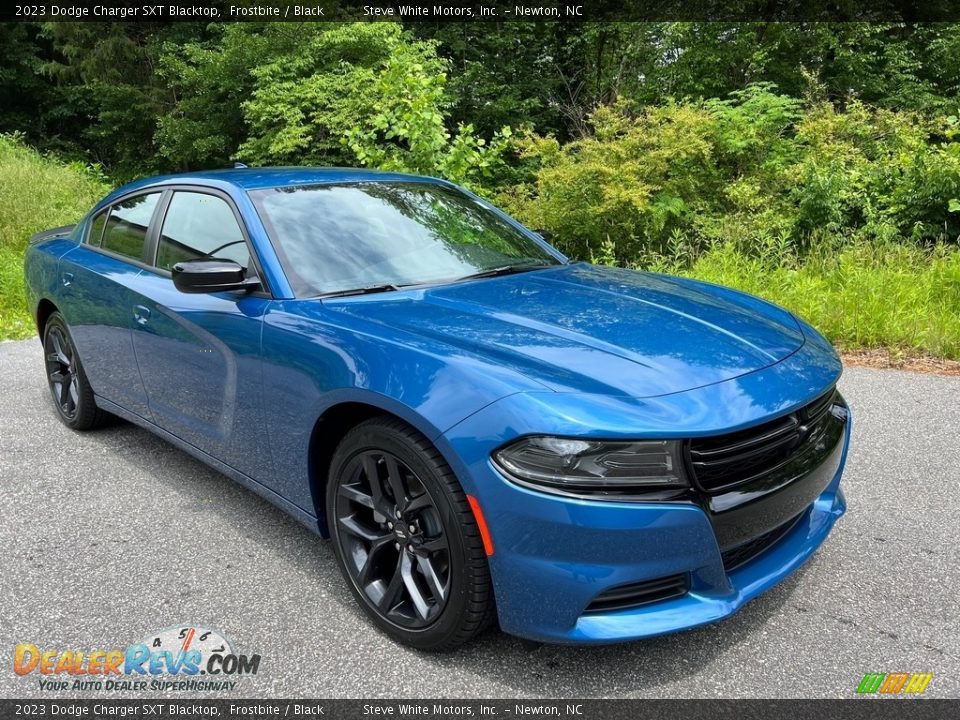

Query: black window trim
[142,184,271,298]
[85,208,109,248]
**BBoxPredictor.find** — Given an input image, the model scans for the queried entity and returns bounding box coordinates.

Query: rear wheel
[43,312,109,430]
[326,416,494,650]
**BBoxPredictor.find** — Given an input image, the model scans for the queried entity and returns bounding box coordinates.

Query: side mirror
[172,259,260,294]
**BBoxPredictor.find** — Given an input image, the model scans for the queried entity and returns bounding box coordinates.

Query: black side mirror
[172,259,260,294]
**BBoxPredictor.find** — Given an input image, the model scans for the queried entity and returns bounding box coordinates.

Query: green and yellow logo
[856,672,933,695]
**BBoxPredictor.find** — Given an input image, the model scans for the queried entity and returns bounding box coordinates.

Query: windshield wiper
[455,263,553,282]
[318,283,401,299]
[318,263,554,298]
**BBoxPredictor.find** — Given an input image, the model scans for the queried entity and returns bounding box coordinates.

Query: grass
[657,240,960,361]
[2,133,960,362]
[0,134,108,340]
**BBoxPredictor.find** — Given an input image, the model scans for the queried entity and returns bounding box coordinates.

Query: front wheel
[43,312,109,430]
[326,417,494,650]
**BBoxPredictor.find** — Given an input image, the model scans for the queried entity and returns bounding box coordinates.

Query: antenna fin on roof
[233,162,248,169]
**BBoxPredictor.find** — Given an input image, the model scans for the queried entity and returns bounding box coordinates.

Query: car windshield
[249,182,561,296]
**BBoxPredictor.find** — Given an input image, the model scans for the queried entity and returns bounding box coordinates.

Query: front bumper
[441,396,851,645]
[569,482,846,644]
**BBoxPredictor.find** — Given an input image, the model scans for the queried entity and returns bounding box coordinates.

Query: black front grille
[584,573,689,613]
[688,388,837,493]
[721,511,804,571]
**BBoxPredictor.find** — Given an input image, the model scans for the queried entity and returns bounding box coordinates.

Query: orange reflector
[466,494,494,556]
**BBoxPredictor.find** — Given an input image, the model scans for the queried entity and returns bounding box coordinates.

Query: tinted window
[87,210,107,247]
[250,183,559,296]
[101,193,161,261]
[156,192,249,272]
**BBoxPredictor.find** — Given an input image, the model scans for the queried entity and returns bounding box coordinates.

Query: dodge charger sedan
[24,168,850,650]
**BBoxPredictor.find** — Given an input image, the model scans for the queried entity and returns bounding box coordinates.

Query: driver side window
[156,191,250,272]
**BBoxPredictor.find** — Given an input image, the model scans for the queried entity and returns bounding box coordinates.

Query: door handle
[133,305,151,325]
[61,272,74,287]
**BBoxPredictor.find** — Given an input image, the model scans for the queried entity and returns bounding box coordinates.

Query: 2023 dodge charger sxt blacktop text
[24,168,850,650]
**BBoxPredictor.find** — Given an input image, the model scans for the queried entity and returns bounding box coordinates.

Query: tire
[326,416,494,650]
[42,311,109,431]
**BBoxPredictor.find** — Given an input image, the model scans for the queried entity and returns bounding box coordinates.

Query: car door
[59,192,163,418]
[130,188,272,476]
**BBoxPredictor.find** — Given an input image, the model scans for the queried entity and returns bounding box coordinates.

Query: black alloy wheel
[327,417,494,650]
[336,449,451,627]
[42,312,108,430]
[45,323,78,421]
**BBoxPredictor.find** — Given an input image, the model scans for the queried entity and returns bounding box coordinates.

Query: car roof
[101,167,448,204]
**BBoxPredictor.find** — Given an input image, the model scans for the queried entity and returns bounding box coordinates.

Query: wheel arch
[35,298,59,338]
[307,393,468,537]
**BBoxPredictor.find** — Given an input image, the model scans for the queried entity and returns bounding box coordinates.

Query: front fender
[258,300,543,525]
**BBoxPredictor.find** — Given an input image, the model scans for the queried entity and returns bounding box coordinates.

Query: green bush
[501,84,960,264]
[494,86,960,359]
[0,133,108,339]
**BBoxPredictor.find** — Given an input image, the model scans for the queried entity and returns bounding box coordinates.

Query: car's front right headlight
[492,436,687,495]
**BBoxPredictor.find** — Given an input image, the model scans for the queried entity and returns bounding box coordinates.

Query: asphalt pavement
[1,337,958,698]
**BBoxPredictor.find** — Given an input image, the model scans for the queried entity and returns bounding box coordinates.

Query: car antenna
[233,162,249,169]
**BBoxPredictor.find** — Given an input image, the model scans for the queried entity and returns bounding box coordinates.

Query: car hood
[326,263,805,397]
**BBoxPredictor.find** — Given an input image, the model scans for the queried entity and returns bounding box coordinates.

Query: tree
[39,21,211,179]
[156,23,281,171]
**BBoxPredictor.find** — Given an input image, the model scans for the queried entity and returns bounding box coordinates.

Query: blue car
[24,168,850,650]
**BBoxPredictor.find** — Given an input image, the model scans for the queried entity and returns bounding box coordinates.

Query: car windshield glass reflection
[250,182,560,296]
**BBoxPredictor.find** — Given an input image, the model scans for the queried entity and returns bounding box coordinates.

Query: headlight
[492,436,687,494]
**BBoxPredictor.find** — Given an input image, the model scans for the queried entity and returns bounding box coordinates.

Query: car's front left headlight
[492,436,687,495]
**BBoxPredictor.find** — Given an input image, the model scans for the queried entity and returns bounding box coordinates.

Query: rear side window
[87,210,107,247]
[101,193,161,261]
[156,192,249,272]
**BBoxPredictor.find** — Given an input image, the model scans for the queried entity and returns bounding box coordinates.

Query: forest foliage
[2,21,960,356]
